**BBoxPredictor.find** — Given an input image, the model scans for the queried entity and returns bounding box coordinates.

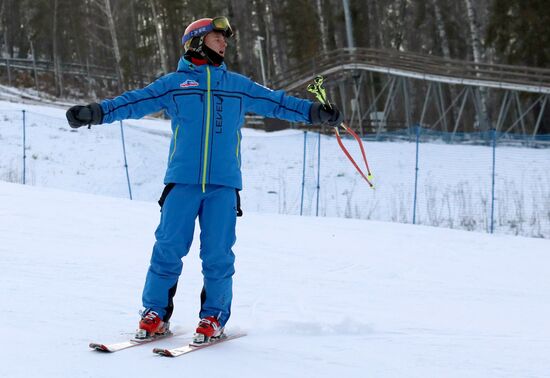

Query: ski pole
[308,75,374,189]
[307,76,331,109]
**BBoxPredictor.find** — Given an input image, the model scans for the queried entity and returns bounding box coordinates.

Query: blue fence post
[412,124,420,224]
[490,128,496,234]
[119,121,133,200]
[22,110,26,185]
[300,130,307,215]
[315,131,321,217]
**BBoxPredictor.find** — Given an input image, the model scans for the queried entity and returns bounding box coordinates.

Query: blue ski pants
[142,184,237,327]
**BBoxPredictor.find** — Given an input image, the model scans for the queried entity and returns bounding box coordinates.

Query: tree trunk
[315,0,328,54]
[373,0,386,48]
[464,0,483,63]
[1,0,15,57]
[52,0,63,97]
[103,0,124,91]
[150,0,169,75]
[128,0,143,87]
[263,0,287,79]
[431,0,461,126]
[464,0,490,129]
[21,0,39,92]
[0,0,6,55]
[431,0,451,59]
[365,0,378,48]
[230,0,257,78]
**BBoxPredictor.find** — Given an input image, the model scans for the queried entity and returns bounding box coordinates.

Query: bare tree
[229,0,258,78]
[464,0,483,63]
[262,0,288,79]
[150,0,169,75]
[92,0,125,91]
[464,0,490,128]
[0,0,6,55]
[431,0,451,59]
[52,0,63,96]
[315,0,328,54]
[21,0,39,90]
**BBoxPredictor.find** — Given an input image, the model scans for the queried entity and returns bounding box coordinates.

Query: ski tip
[153,348,174,357]
[89,343,110,352]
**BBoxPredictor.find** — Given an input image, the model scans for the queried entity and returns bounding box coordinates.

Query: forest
[0,0,548,96]
[0,0,549,135]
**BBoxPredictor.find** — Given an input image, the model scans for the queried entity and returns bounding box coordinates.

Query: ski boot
[191,316,224,345]
[135,309,170,339]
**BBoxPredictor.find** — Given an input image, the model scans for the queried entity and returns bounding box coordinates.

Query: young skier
[66,16,343,344]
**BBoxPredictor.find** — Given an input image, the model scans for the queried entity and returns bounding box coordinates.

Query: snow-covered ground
[1,93,549,238]
[1,88,550,376]
[1,181,550,378]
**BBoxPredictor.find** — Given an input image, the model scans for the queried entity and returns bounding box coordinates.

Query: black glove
[309,103,344,127]
[66,103,103,128]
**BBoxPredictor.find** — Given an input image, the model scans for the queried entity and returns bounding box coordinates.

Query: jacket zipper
[201,66,212,192]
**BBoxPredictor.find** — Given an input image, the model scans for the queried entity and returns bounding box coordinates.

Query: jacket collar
[177,57,227,73]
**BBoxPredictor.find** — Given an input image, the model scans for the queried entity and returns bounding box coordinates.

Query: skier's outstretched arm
[66,77,170,128]
[243,79,343,126]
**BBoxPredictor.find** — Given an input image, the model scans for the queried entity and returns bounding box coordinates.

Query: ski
[89,331,177,353]
[153,332,246,357]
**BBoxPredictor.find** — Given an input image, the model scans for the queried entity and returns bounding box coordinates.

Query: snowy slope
[2,97,550,238]
[1,181,549,378]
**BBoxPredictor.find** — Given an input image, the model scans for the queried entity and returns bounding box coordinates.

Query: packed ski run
[1,181,550,377]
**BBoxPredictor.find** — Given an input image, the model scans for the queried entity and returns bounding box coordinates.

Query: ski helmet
[182,17,233,52]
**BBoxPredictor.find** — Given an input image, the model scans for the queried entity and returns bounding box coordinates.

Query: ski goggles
[182,17,233,45]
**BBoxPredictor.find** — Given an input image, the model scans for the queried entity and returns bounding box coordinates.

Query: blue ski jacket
[100,57,313,190]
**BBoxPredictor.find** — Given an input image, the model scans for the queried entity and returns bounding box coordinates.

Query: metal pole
[533,95,548,138]
[342,0,355,49]
[412,124,420,224]
[471,87,486,131]
[502,94,544,135]
[452,88,470,139]
[377,77,397,138]
[495,91,511,133]
[419,82,433,126]
[119,121,133,200]
[490,128,496,234]
[7,59,12,87]
[513,92,527,135]
[352,73,365,136]
[315,132,321,217]
[382,77,397,121]
[402,78,412,130]
[22,110,26,185]
[30,41,39,92]
[360,75,394,125]
[255,36,267,86]
[427,87,468,136]
[300,131,307,216]
[436,83,449,132]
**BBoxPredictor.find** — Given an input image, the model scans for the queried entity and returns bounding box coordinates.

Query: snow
[1,88,550,376]
[1,96,549,238]
[1,180,550,377]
